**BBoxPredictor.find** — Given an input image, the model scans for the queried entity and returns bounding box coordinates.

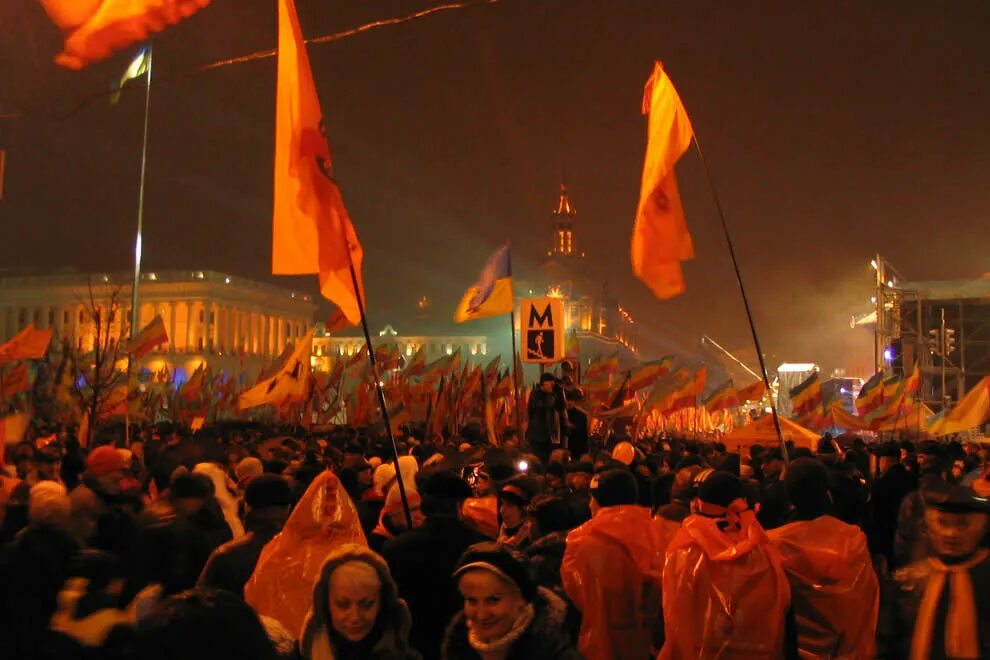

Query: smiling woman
[300,544,420,660]
[444,543,581,660]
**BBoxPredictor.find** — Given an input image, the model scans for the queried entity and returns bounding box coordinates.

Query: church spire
[549,181,579,257]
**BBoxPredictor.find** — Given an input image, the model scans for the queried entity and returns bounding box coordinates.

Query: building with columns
[0,269,315,382]
[312,323,489,373]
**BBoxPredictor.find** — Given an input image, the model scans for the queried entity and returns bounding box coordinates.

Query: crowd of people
[1,372,989,659]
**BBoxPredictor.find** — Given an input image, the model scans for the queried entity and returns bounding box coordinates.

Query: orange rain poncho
[768,515,879,659]
[660,509,791,659]
[461,495,499,538]
[561,505,678,660]
[244,470,366,637]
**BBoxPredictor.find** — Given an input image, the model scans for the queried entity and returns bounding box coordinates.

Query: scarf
[910,548,988,660]
[467,603,535,660]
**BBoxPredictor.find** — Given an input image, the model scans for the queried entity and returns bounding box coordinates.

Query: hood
[768,515,871,588]
[673,509,771,562]
[243,470,367,637]
[193,462,244,538]
[300,543,413,659]
[568,505,672,575]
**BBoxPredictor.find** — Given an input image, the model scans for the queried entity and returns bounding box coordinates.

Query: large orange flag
[272,0,366,326]
[42,0,211,70]
[0,325,53,365]
[631,62,695,299]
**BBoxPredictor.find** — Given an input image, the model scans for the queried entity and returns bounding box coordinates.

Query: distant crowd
[1,372,989,659]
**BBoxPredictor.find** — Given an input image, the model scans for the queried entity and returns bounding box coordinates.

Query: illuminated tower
[548,182,582,258]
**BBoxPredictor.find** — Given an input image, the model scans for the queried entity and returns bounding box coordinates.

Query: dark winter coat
[525,532,582,644]
[868,462,916,567]
[382,515,487,660]
[197,522,281,596]
[877,552,990,659]
[441,587,582,660]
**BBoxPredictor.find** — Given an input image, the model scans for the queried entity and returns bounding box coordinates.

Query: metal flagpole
[509,310,523,434]
[345,258,414,529]
[692,137,788,462]
[126,43,154,446]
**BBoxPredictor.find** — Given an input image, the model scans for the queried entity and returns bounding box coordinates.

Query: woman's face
[458,570,527,643]
[499,500,524,528]
[329,566,382,642]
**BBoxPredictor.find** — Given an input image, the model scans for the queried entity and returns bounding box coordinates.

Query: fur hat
[589,469,638,507]
[244,474,293,510]
[695,469,745,508]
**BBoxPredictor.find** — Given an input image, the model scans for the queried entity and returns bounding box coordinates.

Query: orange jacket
[660,510,791,659]
[769,516,879,659]
[244,470,366,637]
[561,505,677,660]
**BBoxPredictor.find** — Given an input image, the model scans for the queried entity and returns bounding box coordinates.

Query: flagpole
[345,259,413,529]
[692,137,788,462]
[509,310,523,436]
[126,43,154,446]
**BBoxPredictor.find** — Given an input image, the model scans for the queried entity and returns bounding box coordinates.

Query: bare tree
[73,279,129,427]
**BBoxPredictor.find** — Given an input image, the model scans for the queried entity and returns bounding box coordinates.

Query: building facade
[0,270,315,382]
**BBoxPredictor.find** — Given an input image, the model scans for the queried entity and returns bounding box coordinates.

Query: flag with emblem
[631,61,695,299]
[272,0,365,325]
[238,328,314,410]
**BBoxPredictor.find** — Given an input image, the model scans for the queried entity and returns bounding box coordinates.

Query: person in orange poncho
[768,458,879,659]
[244,469,367,638]
[561,468,676,660]
[660,469,794,659]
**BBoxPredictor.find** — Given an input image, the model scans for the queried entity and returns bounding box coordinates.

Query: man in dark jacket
[868,442,917,571]
[878,481,990,659]
[526,374,568,464]
[381,469,485,660]
[197,475,292,596]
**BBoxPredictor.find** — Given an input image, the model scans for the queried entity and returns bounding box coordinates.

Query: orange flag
[272,0,366,326]
[631,61,695,299]
[122,315,168,358]
[0,363,31,399]
[42,0,211,70]
[0,325,53,365]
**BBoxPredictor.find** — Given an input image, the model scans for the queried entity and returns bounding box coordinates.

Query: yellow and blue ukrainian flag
[454,243,514,322]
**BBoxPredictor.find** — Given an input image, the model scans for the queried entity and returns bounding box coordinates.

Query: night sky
[2,1,988,376]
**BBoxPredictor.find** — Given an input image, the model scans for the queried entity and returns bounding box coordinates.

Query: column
[184,302,193,353]
[167,303,176,353]
[201,300,213,353]
[233,307,241,353]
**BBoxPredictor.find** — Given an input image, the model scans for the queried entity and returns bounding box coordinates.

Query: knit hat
[695,469,745,508]
[498,476,537,509]
[86,446,126,476]
[566,461,594,475]
[29,481,71,526]
[589,468,638,507]
[373,463,397,496]
[546,462,566,480]
[235,457,264,486]
[528,495,573,534]
[384,485,423,515]
[245,474,293,510]
[453,542,536,601]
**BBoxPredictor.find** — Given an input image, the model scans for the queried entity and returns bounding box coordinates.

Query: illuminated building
[312,323,488,373]
[516,182,639,373]
[0,270,315,381]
